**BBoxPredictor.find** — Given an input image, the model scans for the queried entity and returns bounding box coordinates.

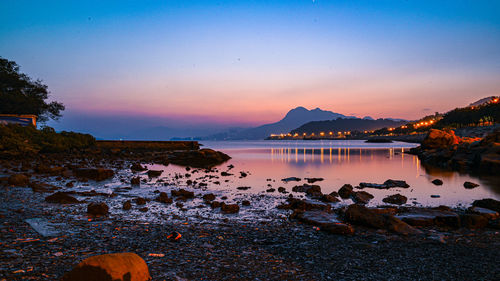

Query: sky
[1,0,500,135]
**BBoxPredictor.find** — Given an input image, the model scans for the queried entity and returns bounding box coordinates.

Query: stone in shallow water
[25,218,62,237]
[467,206,499,220]
[396,208,460,227]
[295,210,354,235]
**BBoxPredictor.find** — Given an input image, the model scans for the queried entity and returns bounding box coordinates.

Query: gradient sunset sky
[1,0,500,129]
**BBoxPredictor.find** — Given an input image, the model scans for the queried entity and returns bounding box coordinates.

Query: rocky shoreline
[1,139,500,280]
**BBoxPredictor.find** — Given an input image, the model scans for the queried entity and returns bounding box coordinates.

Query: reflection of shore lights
[492,98,499,103]
[320,132,325,136]
[311,133,315,136]
[329,132,333,135]
[303,133,306,136]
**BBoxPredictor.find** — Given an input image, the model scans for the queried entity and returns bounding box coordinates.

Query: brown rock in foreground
[62,252,151,281]
[344,204,421,235]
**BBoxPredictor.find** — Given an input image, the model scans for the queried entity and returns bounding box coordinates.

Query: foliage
[0,57,64,122]
[435,102,500,128]
[0,124,95,155]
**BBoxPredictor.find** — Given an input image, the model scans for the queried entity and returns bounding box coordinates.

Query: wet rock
[282,177,301,183]
[131,176,141,185]
[65,181,74,188]
[463,181,479,189]
[147,170,162,178]
[321,194,340,203]
[292,184,322,197]
[221,203,239,214]
[62,252,151,281]
[157,192,173,204]
[237,186,251,190]
[351,191,374,204]
[139,207,148,212]
[239,171,247,177]
[130,163,147,172]
[135,197,147,205]
[396,208,460,228]
[467,206,499,220]
[221,171,232,176]
[202,193,216,202]
[305,177,324,184]
[472,198,500,213]
[293,210,354,235]
[430,195,441,198]
[382,194,407,205]
[461,214,488,229]
[171,189,194,199]
[344,204,421,235]
[45,192,80,204]
[87,202,109,216]
[35,165,66,176]
[75,168,114,181]
[8,174,29,186]
[210,201,221,209]
[278,187,286,193]
[242,200,251,206]
[266,188,276,192]
[384,179,410,188]
[287,198,331,211]
[123,200,132,210]
[338,184,353,199]
[359,179,409,189]
[421,129,462,149]
[431,179,443,185]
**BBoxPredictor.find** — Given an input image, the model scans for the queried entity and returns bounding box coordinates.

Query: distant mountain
[290,118,408,135]
[202,107,355,140]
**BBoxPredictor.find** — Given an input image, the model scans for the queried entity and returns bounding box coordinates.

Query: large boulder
[8,174,29,186]
[75,168,114,181]
[351,191,374,204]
[62,252,151,281]
[421,129,462,149]
[344,204,421,235]
[338,184,354,199]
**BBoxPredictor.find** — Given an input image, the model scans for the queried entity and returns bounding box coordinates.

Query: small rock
[135,197,147,205]
[45,192,79,204]
[382,194,407,205]
[8,174,29,186]
[123,200,132,210]
[87,202,109,216]
[338,184,353,199]
[431,179,443,185]
[221,203,239,214]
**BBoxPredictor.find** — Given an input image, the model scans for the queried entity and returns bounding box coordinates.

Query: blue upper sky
[1,0,500,136]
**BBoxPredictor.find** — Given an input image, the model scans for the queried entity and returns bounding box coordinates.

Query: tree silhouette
[0,57,64,122]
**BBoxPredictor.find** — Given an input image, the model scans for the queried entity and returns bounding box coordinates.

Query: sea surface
[49,140,500,223]
[196,140,500,207]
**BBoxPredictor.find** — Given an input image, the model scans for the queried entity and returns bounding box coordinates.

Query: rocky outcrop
[421,129,462,149]
[293,210,354,235]
[62,252,151,281]
[396,208,460,228]
[409,128,500,175]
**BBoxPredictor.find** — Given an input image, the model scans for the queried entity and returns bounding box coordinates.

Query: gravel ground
[1,185,500,281]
